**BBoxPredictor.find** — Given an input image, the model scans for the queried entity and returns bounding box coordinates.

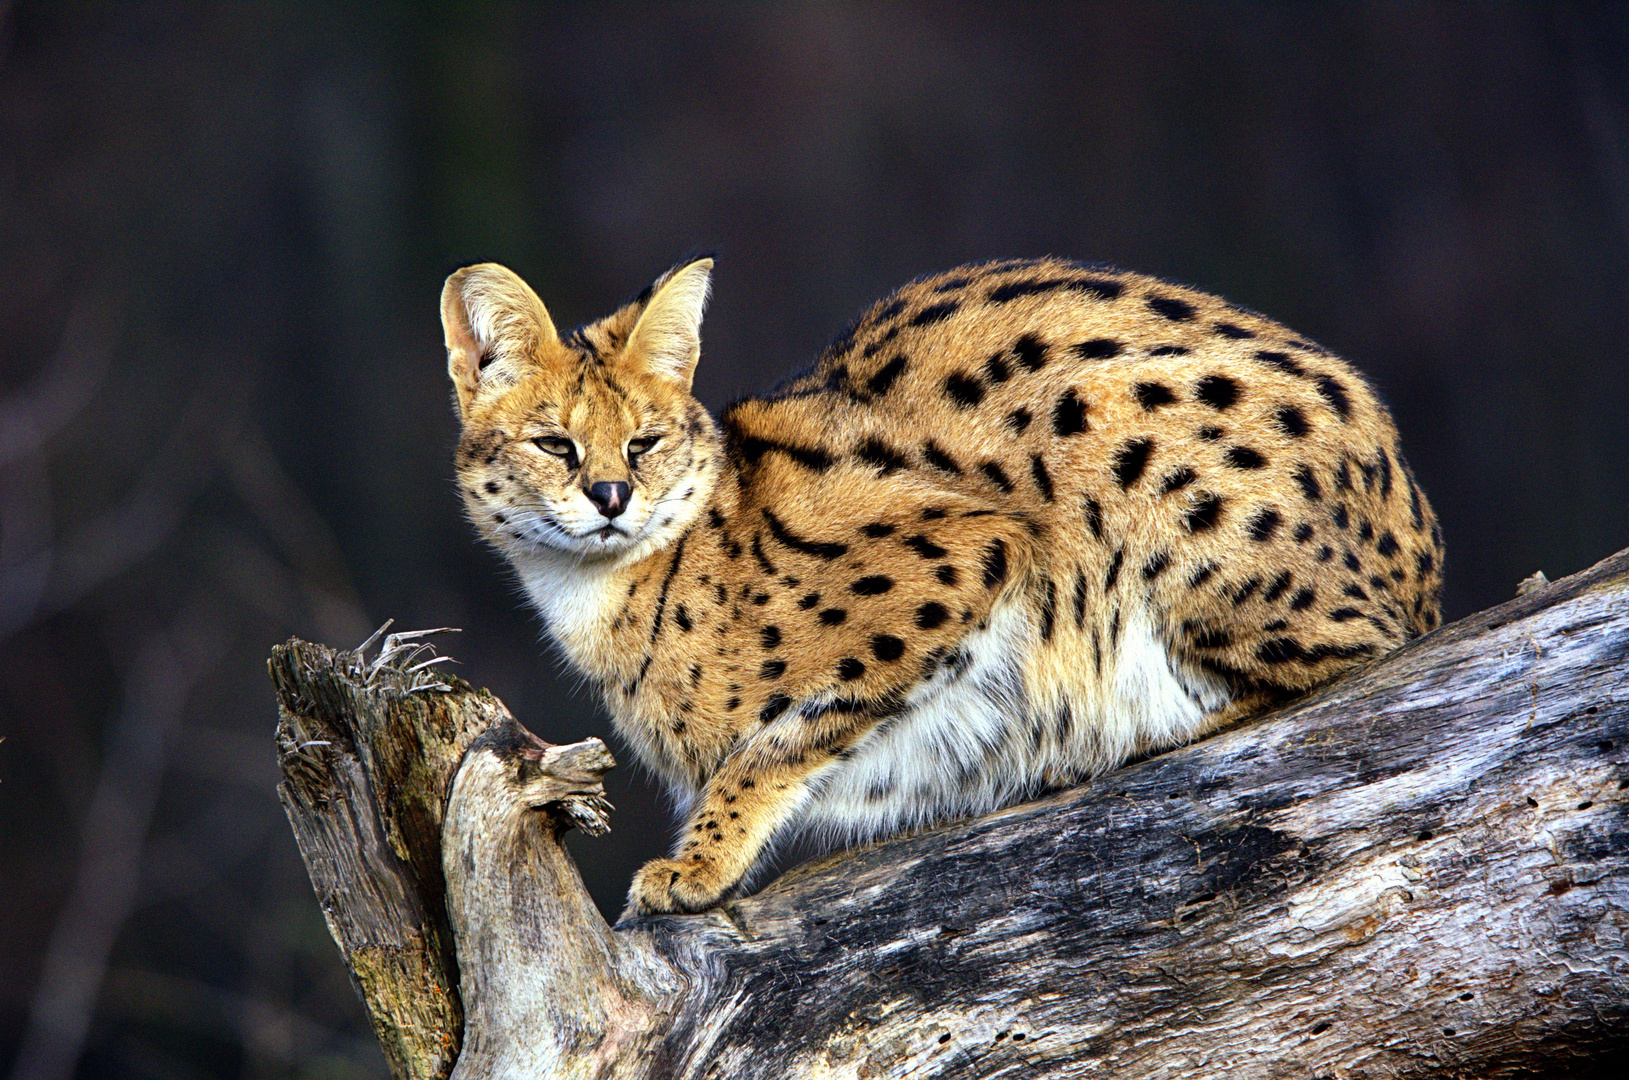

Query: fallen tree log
[272,547,1629,1079]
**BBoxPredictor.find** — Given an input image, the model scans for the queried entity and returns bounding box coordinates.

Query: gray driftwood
[273,547,1629,1079]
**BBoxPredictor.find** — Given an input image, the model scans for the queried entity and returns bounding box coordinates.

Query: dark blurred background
[1,2,1625,1077]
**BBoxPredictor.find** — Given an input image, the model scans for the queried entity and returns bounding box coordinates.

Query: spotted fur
[442,255,1444,914]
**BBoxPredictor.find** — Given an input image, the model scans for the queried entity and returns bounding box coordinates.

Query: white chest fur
[514,553,623,671]
[799,597,1231,845]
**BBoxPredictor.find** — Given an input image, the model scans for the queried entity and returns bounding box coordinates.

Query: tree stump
[272,548,1629,1079]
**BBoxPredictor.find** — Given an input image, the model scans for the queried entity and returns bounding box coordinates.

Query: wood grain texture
[272,637,500,1080]
[274,547,1629,1079]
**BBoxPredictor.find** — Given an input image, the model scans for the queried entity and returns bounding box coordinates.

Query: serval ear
[621,257,713,390]
[441,263,558,419]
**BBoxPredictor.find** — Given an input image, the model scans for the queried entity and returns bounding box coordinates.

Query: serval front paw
[628,853,731,914]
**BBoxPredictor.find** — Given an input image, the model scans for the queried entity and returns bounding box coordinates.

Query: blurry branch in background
[10,598,231,1080]
[221,425,374,648]
[0,291,116,638]
[2,289,381,1077]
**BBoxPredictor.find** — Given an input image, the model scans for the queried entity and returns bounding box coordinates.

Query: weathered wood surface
[273,628,495,1080]
[274,547,1629,1079]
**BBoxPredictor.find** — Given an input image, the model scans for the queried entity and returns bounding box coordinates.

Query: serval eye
[535,437,574,458]
[628,436,659,458]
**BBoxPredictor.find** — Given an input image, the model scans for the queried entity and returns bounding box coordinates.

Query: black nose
[587,481,630,519]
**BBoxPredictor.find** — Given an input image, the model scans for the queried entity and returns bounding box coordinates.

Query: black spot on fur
[1327,608,1362,623]
[1294,522,1315,543]
[1377,531,1400,557]
[923,441,961,474]
[837,658,866,681]
[944,373,985,407]
[1142,551,1170,580]
[936,564,959,586]
[1113,438,1154,488]
[751,534,777,574]
[1276,406,1310,438]
[1344,550,1361,572]
[1039,579,1057,640]
[1416,551,1435,576]
[982,539,1009,588]
[1226,445,1266,469]
[984,352,1011,384]
[736,436,835,472]
[922,507,946,520]
[1294,466,1321,502]
[1073,570,1087,627]
[1194,375,1239,410]
[759,659,787,679]
[1148,295,1196,321]
[1198,425,1224,441]
[760,694,792,722]
[851,575,894,596]
[1213,322,1254,339]
[916,602,949,629]
[1191,625,1231,649]
[1331,504,1350,530]
[1160,466,1197,494]
[861,522,896,538]
[1249,508,1282,542]
[1232,577,1262,605]
[1134,382,1177,409]
[981,461,1015,493]
[1290,587,1316,611]
[987,276,1122,304]
[675,605,693,632]
[1255,350,1306,376]
[1083,495,1104,539]
[866,354,908,395]
[1075,338,1123,360]
[1151,345,1190,356]
[857,437,909,473]
[1256,638,1304,664]
[1314,374,1352,419]
[871,635,906,661]
[876,297,908,322]
[1053,390,1088,436]
[1189,563,1217,588]
[1104,548,1124,591]
[818,608,847,625]
[760,626,781,650]
[1013,334,1048,372]
[911,301,959,327]
[905,534,948,559]
[1006,408,1032,434]
[1030,454,1055,501]
[1335,459,1353,492]
[1263,571,1293,604]
[1186,493,1224,533]
[798,593,820,610]
[763,510,849,559]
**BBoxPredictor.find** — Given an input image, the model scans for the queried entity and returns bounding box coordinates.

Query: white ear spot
[624,258,713,388]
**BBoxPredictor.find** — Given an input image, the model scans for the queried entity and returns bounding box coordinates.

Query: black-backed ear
[441,263,558,418]
[621,257,713,389]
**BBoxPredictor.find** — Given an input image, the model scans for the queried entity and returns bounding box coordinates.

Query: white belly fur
[798,597,1231,846]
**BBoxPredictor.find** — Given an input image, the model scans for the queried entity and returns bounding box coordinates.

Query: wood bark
[273,547,1629,1079]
